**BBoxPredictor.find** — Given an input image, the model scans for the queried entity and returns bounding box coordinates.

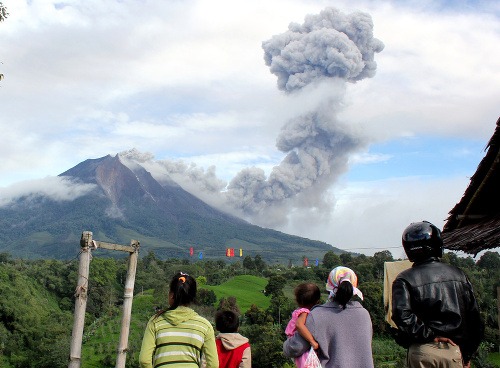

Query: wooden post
[497,286,500,353]
[115,240,140,368]
[68,231,93,368]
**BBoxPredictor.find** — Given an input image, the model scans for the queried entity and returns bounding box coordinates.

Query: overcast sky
[1,0,499,257]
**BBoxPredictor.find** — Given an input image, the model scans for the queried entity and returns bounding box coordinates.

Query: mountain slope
[0,154,339,262]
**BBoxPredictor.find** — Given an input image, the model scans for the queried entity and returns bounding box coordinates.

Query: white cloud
[279,175,471,257]
[0,177,97,207]
[340,3,500,141]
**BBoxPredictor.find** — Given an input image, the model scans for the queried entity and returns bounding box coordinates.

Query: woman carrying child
[283,266,374,368]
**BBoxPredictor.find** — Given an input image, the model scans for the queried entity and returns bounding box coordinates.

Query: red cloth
[216,339,250,368]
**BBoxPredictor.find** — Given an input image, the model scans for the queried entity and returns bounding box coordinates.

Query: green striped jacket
[139,306,218,368]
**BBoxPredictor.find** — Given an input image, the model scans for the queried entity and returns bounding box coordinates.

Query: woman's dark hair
[215,310,240,333]
[154,273,197,318]
[334,280,353,309]
[294,282,321,309]
[168,272,197,310]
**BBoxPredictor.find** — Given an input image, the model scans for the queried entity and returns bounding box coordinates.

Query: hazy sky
[1,0,499,257]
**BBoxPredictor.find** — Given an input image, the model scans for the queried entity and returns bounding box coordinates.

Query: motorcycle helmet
[402,221,443,262]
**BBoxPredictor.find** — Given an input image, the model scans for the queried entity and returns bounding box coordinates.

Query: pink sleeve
[285,308,311,337]
[292,308,311,319]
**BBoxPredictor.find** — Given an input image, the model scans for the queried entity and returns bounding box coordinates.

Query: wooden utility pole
[497,286,500,353]
[68,232,140,368]
[115,239,140,368]
[68,231,93,368]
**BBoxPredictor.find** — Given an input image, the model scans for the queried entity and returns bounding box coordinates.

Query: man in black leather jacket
[391,221,483,368]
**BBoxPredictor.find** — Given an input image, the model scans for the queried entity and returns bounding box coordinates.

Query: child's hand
[311,340,319,350]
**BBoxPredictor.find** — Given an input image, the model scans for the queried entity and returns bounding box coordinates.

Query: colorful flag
[189,247,194,256]
[198,252,203,260]
[315,259,319,266]
[303,257,309,267]
[226,248,235,257]
[239,248,243,257]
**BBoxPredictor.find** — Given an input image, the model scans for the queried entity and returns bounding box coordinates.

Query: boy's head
[215,310,240,333]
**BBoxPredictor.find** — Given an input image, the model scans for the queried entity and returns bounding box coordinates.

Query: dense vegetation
[0,249,498,367]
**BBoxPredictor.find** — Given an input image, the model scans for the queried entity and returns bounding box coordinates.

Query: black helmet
[402,221,443,262]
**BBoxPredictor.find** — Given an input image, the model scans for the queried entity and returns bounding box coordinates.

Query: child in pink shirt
[285,282,321,368]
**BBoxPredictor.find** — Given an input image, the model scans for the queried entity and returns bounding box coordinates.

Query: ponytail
[334,280,353,309]
[168,272,197,310]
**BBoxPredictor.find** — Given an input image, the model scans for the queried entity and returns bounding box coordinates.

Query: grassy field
[489,352,500,367]
[203,274,270,311]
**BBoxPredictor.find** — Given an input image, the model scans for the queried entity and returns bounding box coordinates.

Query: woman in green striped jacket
[139,272,219,368]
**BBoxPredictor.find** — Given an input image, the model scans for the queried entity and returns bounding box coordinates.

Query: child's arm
[295,312,319,350]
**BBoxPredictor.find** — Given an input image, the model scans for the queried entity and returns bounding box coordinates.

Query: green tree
[142,251,161,269]
[356,262,375,282]
[196,275,207,286]
[360,281,386,334]
[244,304,271,325]
[323,250,341,270]
[266,294,294,327]
[239,324,289,368]
[477,251,500,271]
[339,252,353,265]
[243,256,255,270]
[217,296,240,314]
[0,2,7,22]
[442,252,475,269]
[0,252,10,263]
[372,250,393,280]
[87,258,120,317]
[254,254,267,273]
[264,275,286,296]
[196,289,216,306]
[0,263,72,368]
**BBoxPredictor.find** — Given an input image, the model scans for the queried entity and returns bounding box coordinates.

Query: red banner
[189,247,194,256]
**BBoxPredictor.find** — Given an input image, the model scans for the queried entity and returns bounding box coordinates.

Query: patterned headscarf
[326,266,363,300]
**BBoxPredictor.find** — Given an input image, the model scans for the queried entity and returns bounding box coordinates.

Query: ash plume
[262,7,384,92]
[225,7,384,225]
[120,7,384,228]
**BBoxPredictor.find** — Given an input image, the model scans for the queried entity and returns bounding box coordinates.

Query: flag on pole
[315,259,319,266]
[226,248,235,257]
[198,252,203,260]
[303,257,309,267]
[189,247,194,256]
[239,248,243,257]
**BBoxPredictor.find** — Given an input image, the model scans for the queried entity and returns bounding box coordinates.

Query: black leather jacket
[391,258,483,363]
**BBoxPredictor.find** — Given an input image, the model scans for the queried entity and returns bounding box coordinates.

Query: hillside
[0,262,73,368]
[203,275,270,311]
[0,154,341,262]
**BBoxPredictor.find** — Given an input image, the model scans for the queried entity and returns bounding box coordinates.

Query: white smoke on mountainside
[122,7,384,227]
[0,177,97,207]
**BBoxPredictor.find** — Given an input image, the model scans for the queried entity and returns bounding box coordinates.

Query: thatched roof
[442,117,500,256]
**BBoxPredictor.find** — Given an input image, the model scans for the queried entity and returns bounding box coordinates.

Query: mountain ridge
[0,154,341,262]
